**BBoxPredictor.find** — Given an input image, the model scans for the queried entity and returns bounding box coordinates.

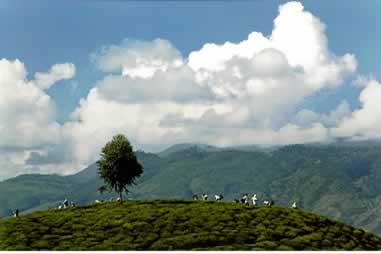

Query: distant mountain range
[1,141,381,236]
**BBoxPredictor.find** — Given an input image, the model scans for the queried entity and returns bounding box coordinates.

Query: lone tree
[97,134,143,203]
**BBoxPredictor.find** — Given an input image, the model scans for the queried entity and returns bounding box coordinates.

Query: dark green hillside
[157,143,220,157]
[0,200,380,250]
[0,174,76,217]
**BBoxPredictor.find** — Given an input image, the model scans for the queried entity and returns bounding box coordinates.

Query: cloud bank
[1,1,380,179]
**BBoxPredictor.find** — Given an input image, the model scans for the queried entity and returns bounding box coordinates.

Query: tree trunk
[119,192,123,204]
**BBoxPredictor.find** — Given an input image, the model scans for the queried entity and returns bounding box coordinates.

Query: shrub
[342,240,356,250]
[277,244,294,250]
[255,240,279,249]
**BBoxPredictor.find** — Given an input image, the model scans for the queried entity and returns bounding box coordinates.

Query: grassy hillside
[2,143,381,236]
[0,200,380,250]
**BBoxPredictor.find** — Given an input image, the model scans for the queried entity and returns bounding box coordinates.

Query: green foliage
[0,200,381,250]
[97,134,143,201]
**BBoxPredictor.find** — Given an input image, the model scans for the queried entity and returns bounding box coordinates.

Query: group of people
[11,193,298,219]
[192,193,298,209]
[56,198,76,209]
[193,193,225,201]
[94,197,122,204]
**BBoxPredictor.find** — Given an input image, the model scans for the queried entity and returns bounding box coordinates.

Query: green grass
[0,199,380,250]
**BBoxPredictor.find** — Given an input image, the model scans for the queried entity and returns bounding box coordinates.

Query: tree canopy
[97,134,143,202]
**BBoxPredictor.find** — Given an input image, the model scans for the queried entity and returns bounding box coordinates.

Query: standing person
[251,194,258,206]
[63,198,69,208]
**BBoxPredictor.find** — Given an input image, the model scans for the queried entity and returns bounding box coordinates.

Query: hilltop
[0,200,380,250]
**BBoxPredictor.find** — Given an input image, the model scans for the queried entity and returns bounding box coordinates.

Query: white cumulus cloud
[0,59,75,179]
[34,63,76,90]
[94,39,183,79]
[0,59,63,148]
[60,1,357,168]
[332,78,381,140]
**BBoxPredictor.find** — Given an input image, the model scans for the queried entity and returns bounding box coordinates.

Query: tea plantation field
[0,200,380,250]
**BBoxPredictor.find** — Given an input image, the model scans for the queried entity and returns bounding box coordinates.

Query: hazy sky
[1,0,381,179]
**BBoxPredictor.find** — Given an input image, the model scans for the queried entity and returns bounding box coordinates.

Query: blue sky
[1,0,381,178]
[1,0,380,121]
